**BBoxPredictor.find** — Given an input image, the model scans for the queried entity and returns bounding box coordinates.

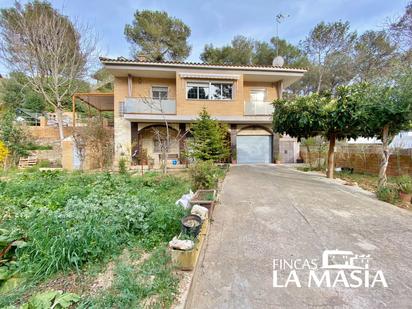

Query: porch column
[131,122,139,164]
[179,123,187,165]
[230,124,237,164]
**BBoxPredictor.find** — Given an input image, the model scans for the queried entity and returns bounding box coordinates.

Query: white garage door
[237,136,272,164]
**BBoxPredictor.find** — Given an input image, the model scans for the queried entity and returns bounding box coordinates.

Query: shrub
[396,175,412,193]
[0,140,9,163]
[118,157,128,174]
[188,108,230,162]
[188,161,224,191]
[376,186,398,203]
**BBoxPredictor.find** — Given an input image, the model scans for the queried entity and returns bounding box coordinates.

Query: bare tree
[143,97,188,174]
[0,1,96,143]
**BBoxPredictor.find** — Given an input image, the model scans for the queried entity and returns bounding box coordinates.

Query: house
[81,57,306,167]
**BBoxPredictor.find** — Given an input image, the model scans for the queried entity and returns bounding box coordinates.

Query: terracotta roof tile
[99,56,307,72]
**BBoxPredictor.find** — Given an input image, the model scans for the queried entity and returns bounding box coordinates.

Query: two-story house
[96,56,306,166]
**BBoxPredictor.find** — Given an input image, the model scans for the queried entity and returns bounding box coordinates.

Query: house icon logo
[320,249,370,270]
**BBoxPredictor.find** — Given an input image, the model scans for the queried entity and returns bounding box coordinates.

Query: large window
[186,81,233,100]
[152,86,168,100]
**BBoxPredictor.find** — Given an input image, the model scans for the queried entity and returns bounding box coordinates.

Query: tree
[0,1,96,142]
[301,21,357,93]
[124,10,191,61]
[91,68,113,92]
[362,71,412,188]
[201,36,254,65]
[354,30,398,82]
[273,83,371,178]
[390,1,412,50]
[189,108,230,162]
[0,71,46,112]
[254,37,309,67]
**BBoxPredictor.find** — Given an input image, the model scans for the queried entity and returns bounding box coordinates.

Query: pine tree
[189,108,230,162]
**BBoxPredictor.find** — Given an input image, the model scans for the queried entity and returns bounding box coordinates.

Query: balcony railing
[244,101,274,116]
[123,97,176,115]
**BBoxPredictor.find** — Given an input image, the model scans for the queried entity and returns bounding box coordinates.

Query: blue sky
[0,0,409,74]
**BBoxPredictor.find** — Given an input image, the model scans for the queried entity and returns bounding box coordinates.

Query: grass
[82,246,179,308]
[0,170,190,308]
[334,171,397,192]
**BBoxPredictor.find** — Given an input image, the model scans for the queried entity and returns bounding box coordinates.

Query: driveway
[187,165,412,309]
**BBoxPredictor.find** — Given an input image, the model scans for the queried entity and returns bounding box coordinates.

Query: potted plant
[396,175,412,203]
[275,153,282,164]
[190,189,217,216]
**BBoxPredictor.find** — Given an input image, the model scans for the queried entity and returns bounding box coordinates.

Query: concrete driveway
[187,165,412,309]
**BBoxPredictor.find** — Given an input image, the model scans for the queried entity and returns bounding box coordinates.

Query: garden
[0,108,228,308]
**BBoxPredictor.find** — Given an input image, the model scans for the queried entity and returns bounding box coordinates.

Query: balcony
[123,97,176,115]
[244,101,274,116]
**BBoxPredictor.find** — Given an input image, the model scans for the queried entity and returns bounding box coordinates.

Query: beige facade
[101,58,306,166]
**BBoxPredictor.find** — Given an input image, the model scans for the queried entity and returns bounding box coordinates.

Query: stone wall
[301,144,412,176]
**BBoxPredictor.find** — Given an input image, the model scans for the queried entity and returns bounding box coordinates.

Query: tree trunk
[378,124,390,188]
[306,144,312,168]
[56,107,65,143]
[326,134,336,178]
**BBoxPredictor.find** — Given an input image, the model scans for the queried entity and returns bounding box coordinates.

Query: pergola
[72,92,114,127]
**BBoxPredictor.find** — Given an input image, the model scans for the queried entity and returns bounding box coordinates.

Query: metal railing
[124,97,176,115]
[244,101,274,115]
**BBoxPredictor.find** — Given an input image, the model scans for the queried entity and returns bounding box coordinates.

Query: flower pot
[171,220,209,270]
[190,189,216,217]
[399,192,412,203]
[181,214,202,237]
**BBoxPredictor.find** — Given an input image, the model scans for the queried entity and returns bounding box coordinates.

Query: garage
[237,135,272,164]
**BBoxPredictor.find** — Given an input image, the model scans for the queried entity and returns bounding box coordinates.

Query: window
[186,81,233,100]
[152,86,168,100]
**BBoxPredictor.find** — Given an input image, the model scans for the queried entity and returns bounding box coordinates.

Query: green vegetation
[124,10,191,61]
[396,175,412,194]
[376,186,399,204]
[188,108,230,162]
[84,247,178,308]
[188,161,225,191]
[0,171,190,307]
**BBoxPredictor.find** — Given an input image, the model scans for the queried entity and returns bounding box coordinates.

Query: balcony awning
[73,92,114,111]
[179,72,240,80]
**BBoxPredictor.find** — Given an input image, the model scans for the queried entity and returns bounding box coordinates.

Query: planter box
[190,189,217,217]
[171,219,209,271]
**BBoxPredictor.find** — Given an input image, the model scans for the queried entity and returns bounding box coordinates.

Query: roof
[99,56,307,73]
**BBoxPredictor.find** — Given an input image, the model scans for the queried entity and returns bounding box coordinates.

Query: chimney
[136,54,148,62]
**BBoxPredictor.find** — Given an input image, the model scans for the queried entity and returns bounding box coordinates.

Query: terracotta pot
[275,160,281,164]
[399,192,412,203]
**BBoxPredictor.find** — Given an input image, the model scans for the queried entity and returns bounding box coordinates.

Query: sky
[0,0,409,75]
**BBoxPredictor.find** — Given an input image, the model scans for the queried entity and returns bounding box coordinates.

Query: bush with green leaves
[376,186,398,203]
[396,175,412,194]
[188,160,224,191]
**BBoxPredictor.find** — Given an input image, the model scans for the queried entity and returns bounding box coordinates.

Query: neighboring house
[85,57,306,166]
